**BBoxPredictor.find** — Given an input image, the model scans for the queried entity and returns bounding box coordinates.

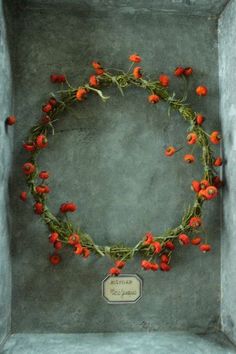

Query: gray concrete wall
[219,0,236,345]
[0,0,13,348]
[10,2,221,333]
[16,0,230,17]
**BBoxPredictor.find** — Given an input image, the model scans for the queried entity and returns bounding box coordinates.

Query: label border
[102,273,143,304]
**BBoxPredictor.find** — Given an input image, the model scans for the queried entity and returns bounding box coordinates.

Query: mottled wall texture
[10,1,221,334]
[0,0,13,349]
[219,0,236,345]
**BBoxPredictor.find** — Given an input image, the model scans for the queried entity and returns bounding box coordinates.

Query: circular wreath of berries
[21,54,223,276]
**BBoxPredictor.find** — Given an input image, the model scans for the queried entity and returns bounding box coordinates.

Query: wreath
[20,54,222,276]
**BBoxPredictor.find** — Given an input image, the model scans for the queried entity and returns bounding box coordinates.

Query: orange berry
[213,157,223,167]
[204,186,218,200]
[74,243,83,255]
[148,94,160,104]
[196,85,208,96]
[191,237,202,245]
[196,114,204,125]
[165,146,176,157]
[159,74,169,87]
[187,132,197,145]
[76,88,88,101]
[89,75,99,87]
[189,217,202,228]
[191,180,201,193]
[200,179,210,190]
[210,131,221,144]
[184,154,195,163]
[133,66,142,79]
[129,53,142,63]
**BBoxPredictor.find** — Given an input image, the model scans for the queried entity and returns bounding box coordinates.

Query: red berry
[54,241,63,250]
[174,67,184,77]
[161,254,169,263]
[60,202,77,213]
[196,114,204,125]
[191,180,201,193]
[36,134,48,149]
[20,191,27,201]
[189,217,202,228]
[89,75,99,87]
[151,263,159,271]
[213,157,223,167]
[34,202,44,215]
[41,115,51,125]
[160,263,171,271]
[49,232,59,243]
[178,234,190,245]
[82,247,90,258]
[74,243,83,255]
[184,67,193,76]
[191,237,202,245]
[49,98,57,106]
[23,142,36,152]
[152,241,162,254]
[199,244,211,253]
[39,171,49,179]
[165,241,175,250]
[115,260,126,269]
[50,74,58,83]
[109,267,121,276]
[58,75,66,83]
[148,94,160,104]
[6,115,16,125]
[68,233,80,245]
[49,254,61,265]
[42,103,52,113]
[159,74,169,87]
[141,260,152,270]
[144,232,155,245]
[22,162,35,175]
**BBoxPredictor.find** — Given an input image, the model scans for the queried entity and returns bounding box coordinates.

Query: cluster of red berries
[191,179,219,200]
[42,97,58,114]
[49,231,90,265]
[50,74,66,83]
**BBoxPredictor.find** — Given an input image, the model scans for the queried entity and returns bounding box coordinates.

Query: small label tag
[102,274,142,304]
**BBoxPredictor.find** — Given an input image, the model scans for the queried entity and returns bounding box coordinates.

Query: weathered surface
[219,0,236,345]
[2,332,236,354]
[10,3,221,333]
[0,0,13,349]
[14,0,230,17]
